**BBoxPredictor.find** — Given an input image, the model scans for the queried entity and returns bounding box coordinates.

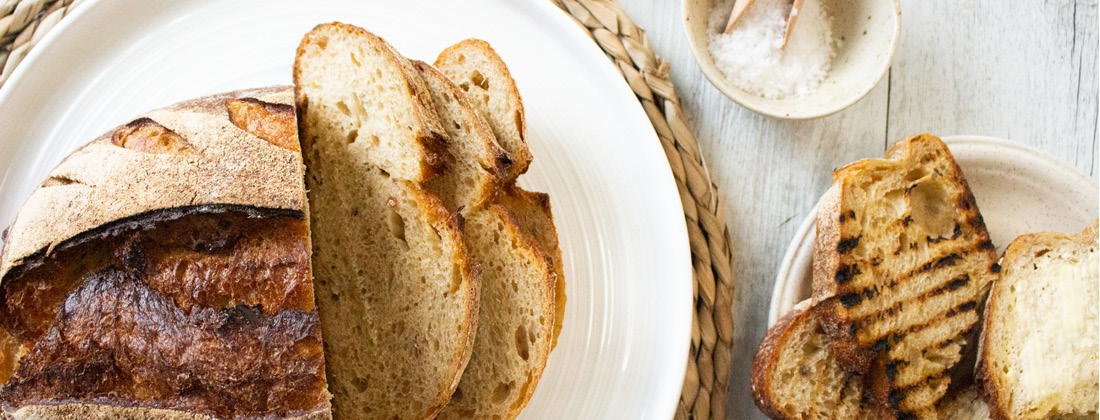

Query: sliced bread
[436,205,555,420]
[811,134,999,419]
[411,59,555,420]
[751,300,875,420]
[499,185,566,348]
[976,220,1099,420]
[295,22,447,182]
[295,24,477,420]
[415,60,510,213]
[435,39,531,182]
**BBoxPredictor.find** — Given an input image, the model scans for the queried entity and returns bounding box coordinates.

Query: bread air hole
[493,381,514,403]
[515,324,530,361]
[908,179,956,239]
[470,70,489,90]
[386,206,406,243]
[346,129,358,144]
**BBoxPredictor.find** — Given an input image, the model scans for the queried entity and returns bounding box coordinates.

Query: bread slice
[752,300,876,420]
[939,388,992,420]
[0,87,331,419]
[415,60,510,212]
[295,25,477,420]
[410,59,554,420]
[435,39,531,182]
[294,22,448,182]
[436,205,555,420]
[976,221,1099,420]
[811,134,999,419]
[499,185,566,348]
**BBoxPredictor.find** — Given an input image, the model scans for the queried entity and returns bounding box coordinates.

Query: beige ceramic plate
[770,136,1100,325]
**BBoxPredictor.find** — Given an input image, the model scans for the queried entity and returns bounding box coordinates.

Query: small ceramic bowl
[683,0,901,119]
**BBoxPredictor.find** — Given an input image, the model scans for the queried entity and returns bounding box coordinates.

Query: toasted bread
[811,134,999,418]
[976,221,1099,420]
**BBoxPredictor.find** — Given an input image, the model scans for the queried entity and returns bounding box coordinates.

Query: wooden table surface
[615,0,1098,418]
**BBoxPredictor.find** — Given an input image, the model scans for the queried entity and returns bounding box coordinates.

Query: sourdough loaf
[294,23,476,420]
[0,87,331,419]
[976,221,1099,420]
[812,134,998,419]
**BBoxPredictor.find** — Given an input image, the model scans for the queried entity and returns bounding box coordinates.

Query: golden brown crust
[3,403,331,420]
[749,300,813,420]
[0,87,305,281]
[291,22,447,182]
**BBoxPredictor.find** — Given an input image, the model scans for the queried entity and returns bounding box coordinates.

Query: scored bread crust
[975,220,1099,420]
[292,22,448,183]
[811,134,998,418]
[0,87,305,282]
[0,87,331,419]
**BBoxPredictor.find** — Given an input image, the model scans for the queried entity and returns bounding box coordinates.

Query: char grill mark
[0,268,326,419]
[837,235,862,254]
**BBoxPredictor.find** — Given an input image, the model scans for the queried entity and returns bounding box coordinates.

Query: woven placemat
[0,0,735,418]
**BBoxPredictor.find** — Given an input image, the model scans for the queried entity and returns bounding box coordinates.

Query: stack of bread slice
[295,24,561,420]
[754,134,1099,420]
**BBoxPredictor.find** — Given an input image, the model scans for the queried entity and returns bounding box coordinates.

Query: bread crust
[750,300,814,420]
[0,87,305,282]
[292,23,448,182]
[975,220,1100,420]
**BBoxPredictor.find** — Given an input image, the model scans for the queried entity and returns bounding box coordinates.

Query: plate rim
[769,135,1100,325]
[0,0,695,417]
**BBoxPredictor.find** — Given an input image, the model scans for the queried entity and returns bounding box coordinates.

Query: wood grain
[618,0,1096,418]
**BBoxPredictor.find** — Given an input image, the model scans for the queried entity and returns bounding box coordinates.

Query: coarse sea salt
[707,0,838,99]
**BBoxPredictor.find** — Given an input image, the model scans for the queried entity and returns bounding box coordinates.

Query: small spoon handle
[781,0,805,49]
[723,0,755,34]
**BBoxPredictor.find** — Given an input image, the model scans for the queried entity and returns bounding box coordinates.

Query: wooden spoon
[782,0,805,49]
[723,0,806,50]
[722,0,754,34]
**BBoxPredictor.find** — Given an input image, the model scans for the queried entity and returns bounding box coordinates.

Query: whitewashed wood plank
[887,0,1098,178]
[616,1,887,419]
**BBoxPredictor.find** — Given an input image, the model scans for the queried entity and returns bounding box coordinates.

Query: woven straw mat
[0,0,735,419]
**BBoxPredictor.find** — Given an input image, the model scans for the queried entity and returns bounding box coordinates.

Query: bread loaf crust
[0,88,331,419]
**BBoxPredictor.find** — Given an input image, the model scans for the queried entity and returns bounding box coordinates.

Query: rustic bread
[410,58,554,420]
[415,60,510,213]
[751,300,875,420]
[294,22,447,182]
[812,134,999,419]
[435,39,531,182]
[976,221,1099,420]
[499,185,565,348]
[437,205,555,420]
[295,24,477,420]
[0,87,331,419]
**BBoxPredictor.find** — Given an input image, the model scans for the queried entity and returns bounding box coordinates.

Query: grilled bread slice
[752,300,994,420]
[976,221,1099,420]
[0,87,331,419]
[295,24,476,420]
[295,22,447,182]
[752,300,875,420]
[811,134,999,419]
[435,39,531,182]
[499,185,565,348]
[412,59,554,420]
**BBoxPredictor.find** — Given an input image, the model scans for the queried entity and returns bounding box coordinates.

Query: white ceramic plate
[0,0,693,418]
[770,136,1099,325]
